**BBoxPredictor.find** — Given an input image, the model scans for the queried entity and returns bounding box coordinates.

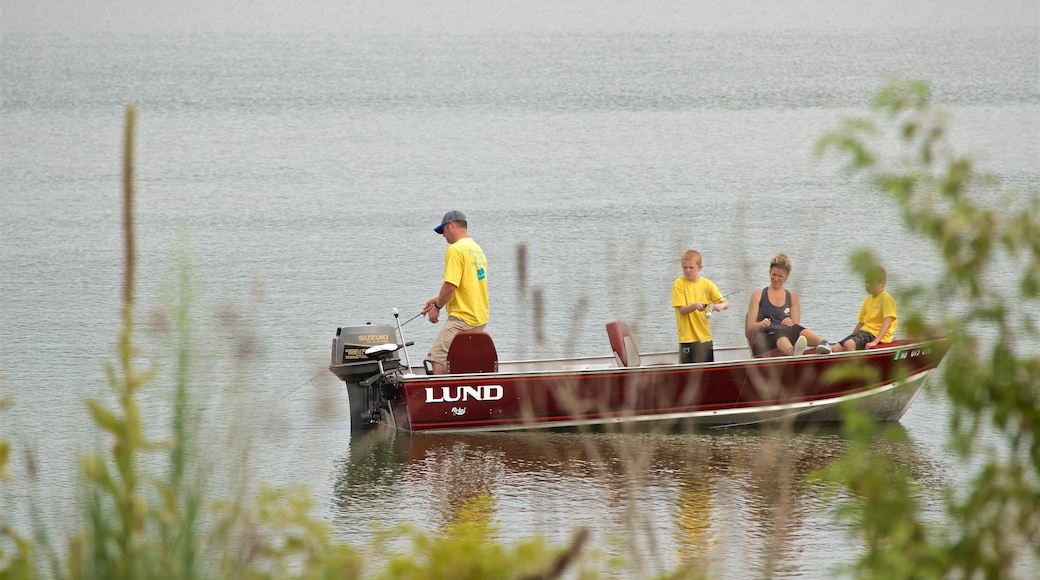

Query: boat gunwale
[392,337,950,383]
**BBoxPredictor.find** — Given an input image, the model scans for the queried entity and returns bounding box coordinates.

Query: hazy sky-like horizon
[3,0,1038,37]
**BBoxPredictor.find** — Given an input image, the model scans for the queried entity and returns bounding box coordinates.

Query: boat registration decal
[893,345,932,360]
[425,385,504,403]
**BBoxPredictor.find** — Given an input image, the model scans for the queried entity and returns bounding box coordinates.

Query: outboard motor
[329,324,400,428]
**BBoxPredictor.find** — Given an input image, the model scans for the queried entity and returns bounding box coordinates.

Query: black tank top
[757,287,791,329]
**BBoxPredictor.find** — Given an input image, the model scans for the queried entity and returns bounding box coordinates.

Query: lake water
[2,1,1038,577]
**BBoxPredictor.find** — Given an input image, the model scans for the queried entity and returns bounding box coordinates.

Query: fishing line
[281,368,329,400]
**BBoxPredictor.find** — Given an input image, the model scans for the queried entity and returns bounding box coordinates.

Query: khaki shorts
[427,316,487,365]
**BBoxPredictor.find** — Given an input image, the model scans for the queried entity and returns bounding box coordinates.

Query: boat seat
[446,330,499,374]
[606,320,642,367]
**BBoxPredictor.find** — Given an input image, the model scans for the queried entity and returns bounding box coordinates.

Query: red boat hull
[384,338,948,433]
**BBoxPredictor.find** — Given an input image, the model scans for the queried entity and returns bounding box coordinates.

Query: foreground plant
[1,391,36,579]
[815,79,1040,577]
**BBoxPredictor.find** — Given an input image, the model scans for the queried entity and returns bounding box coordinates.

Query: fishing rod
[705,290,741,318]
[713,290,741,303]
[395,299,436,328]
[400,305,430,326]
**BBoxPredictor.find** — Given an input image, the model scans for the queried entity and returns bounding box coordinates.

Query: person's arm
[678,303,706,315]
[867,317,894,348]
[708,284,729,312]
[746,291,767,333]
[425,282,457,323]
[673,280,705,315]
[788,293,800,325]
[854,298,870,336]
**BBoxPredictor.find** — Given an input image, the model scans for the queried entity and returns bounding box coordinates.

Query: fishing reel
[705,302,718,318]
[703,291,738,319]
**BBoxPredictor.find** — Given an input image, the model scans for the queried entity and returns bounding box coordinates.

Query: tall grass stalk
[71,103,159,579]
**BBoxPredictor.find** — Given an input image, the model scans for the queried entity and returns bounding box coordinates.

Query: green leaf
[86,399,122,434]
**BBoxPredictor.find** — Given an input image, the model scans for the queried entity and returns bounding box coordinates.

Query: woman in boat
[745,253,826,356]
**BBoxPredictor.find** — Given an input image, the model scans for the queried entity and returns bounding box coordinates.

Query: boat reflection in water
[330,424,942,577]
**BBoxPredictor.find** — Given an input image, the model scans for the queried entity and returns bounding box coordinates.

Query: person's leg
[691,341,714,363]
[426,317,470,374]
[800,328,823,347]
[427,328,452,374]
[752,331,777,356]
[829,334,853,353]
[777,326,803,355]
[679,343,696,364]
[848,331,876,351]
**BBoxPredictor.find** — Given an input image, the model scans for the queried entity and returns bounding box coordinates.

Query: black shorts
[680,341,714,364]
[752,324,805,355]
[840,331,876,351]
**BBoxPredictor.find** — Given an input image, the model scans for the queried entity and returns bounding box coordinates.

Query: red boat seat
[446,330,499,374]
[606,320,642,367]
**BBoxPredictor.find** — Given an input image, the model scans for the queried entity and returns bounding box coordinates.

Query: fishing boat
[328,316,949,433]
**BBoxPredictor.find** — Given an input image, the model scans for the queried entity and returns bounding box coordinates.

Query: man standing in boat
[424,210,489,374]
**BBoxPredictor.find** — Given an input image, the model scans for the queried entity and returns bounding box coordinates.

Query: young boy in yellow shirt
[823,266,897,353]
[672,250,729,363]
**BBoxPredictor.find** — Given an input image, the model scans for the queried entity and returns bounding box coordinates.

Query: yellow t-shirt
[444,237,489,327]
[858,291,898,342]
[671,276,723,343]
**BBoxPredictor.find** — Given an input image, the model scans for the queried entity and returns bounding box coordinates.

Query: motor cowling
[329,324,400,381]
[329,324,400,429]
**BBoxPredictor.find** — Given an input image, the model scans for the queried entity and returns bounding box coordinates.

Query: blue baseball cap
[434,210,466,234]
